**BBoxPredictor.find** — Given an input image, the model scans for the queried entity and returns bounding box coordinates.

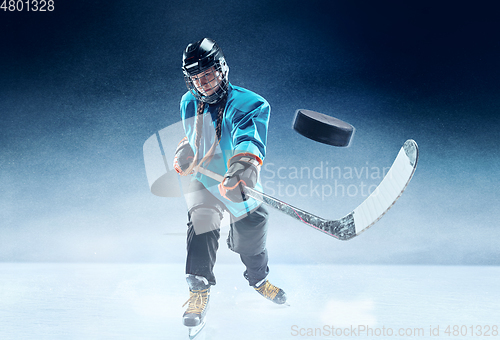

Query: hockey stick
[198,139,418,241]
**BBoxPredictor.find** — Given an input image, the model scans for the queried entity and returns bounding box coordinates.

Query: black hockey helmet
[182,38,229,104]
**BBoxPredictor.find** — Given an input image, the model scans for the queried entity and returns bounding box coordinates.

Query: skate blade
[188,319,206,340]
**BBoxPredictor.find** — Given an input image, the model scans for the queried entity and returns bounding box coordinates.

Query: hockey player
[173,38,287,329]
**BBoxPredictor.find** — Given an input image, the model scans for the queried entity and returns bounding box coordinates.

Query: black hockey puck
[292,109,355,147]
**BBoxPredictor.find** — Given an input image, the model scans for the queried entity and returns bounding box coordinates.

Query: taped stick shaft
[196,167,330,232]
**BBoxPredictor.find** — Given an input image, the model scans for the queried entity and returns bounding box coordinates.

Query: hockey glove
[173,137,195,175]
[218,153,261,203]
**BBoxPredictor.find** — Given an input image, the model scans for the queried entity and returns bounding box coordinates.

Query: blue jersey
[180,83,270,217]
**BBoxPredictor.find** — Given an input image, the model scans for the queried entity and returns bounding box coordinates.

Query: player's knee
[190,207,222,234]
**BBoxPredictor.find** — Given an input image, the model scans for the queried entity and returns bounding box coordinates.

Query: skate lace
[182,288,209,314]
[255,281,280,300]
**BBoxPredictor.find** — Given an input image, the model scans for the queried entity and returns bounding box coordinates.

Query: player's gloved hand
[173,137,194,175]
[218,153,261,203]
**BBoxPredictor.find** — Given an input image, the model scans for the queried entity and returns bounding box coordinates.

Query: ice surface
[0,263,498,340]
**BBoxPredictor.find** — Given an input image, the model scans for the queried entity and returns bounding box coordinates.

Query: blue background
[1,0,499,265]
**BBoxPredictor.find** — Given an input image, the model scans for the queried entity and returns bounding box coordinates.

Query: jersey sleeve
[231,100,270,161]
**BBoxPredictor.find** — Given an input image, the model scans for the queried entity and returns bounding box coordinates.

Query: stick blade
[351,139,419,237]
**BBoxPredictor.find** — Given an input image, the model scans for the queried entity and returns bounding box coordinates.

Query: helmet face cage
[182,38,229,104]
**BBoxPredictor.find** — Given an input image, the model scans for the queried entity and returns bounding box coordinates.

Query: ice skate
[183,275,210,327]
[253,278,287,305]
[187,319,207,340]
